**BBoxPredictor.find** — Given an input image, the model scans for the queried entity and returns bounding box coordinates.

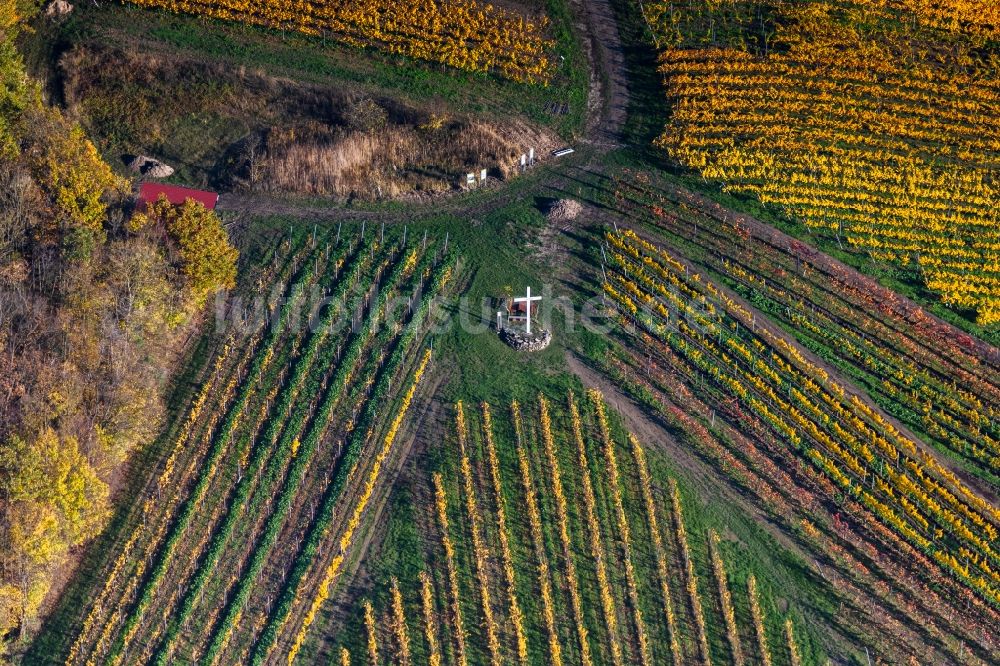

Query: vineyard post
[423,229,427,251]
[381,222,385,245]
[336,222,342,244]
[361,220,366,240]
[402,225,407,246]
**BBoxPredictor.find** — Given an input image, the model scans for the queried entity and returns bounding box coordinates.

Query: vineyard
[122,0,554,83]
[596,217,999,663]
[11,0,1000,661]
[641,0,1000,325]
[320,392,818,665]
[596,169,1000,482]
[600,169,1000,491]
[46,224,456,665]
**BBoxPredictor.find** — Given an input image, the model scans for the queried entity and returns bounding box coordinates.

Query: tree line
[0,0,237,649]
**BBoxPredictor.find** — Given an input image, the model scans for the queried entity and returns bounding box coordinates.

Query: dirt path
[272,1,637,638]
[576,0,629,147]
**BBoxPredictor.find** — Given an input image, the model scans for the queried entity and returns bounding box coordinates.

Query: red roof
[511,302,537,314]
[138,182,218,211]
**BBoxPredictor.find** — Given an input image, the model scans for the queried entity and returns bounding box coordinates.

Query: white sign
[467,173,476,186]
[520,154,527,167]
[480,169,488,182]
[529,147,535,164]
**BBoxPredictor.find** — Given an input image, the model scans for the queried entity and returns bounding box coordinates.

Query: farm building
[137,182,219,211]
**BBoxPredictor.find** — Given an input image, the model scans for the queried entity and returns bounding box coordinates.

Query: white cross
[513,286,542,334]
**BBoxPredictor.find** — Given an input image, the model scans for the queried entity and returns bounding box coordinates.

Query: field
[325,391,826,666]
[603,224,998,598]
[642,0,1000,325]
[32,222,456,664]
[123,0,555,83]
[5,0,1000,664]
[595,221,999,663]
[597,170,1000,490]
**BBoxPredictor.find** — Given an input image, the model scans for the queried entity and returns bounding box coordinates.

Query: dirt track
[283,0,635,647]
[231,0,1000,596]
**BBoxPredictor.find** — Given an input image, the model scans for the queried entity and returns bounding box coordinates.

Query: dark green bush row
[103,242,337,663]
[199,246,446,664]
[248,251,456,665]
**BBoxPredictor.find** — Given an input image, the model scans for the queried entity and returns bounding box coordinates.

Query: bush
[142,196,239,307]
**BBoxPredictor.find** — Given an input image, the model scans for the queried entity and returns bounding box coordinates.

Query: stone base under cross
[498,326,552,352]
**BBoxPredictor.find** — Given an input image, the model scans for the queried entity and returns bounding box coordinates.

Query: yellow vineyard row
[127,0,553,83]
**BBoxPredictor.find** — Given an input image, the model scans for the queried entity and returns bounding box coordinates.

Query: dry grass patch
[259,119,555,199]
[58,43,558,200]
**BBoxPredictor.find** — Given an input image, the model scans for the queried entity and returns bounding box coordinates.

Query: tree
[0,0,215,644]
[0,428,110,546]
[140,196,238,308]
[0,584,19,635]
[22,107,126,237]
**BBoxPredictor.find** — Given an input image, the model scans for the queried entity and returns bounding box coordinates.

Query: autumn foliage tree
[0,0,238,649]
[133,196,238,308]
[23,108,126,238]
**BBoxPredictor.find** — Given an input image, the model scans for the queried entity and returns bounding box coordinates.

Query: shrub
[141,196,238,307]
